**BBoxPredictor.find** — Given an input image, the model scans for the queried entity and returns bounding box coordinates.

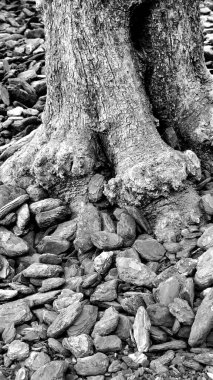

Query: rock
[50,219,77,241]
[180,277,194,307]
[91,231,123,250]
[147,304,174,327]
[48,338,70,356]
[94,251,114,274]
[39,253,62,265]
[0,300,32,332]
[94,334,122,352]
[175,258,197,276]
[33,308,58,325]
[67,305,98,336]
[19,323,47,342]
[117,247,140,262]
[115,314,132,340]
[53,293,83,312]
[74,353,109,376]
[116,257,156,287]
[133,238,166,261]
[195,248,213,288]
[24,290,61,307]
[7,340,29,361]
[123,206,151,234]
[25,351,51,371]
[118,292,145,315]
[35,206,70,229]
[154,276,181,306]
[29,198,63,214]
[90,279,117,302]
[189,288,213,347]
[197,225,213,249]
[101,212,116,233]
[31,361,68,380]
[150,350,175,372]
[14,203,30,235]
[133,306,151,352]
[26,184,48,202]
[37,236,70,254]
[149,340,187,352]
[201,193,213,215]
[194,352,213,365]
[15,367,29,380]
[0,289,18,301]
[92,306,119,336]
[0,194,29,220]
[63,334,93,357]
[0,227,29,257]
[116,213,136,247]
[23,263,63,278]
[88,174,105,202]
[74,203,101,253]
[38,277,65,292]
[150,326,168,343]
[2,323,16,344]
[168,298,194,325]
[47,301,82,338]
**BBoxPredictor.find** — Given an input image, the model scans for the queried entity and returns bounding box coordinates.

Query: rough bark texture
[0,0,200,212]
[132,0,213,165]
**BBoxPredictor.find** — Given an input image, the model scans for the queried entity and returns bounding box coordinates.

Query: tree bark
[132,0,213,166]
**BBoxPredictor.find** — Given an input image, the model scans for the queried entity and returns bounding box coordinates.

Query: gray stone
[36,206,70,229]
[118,292,146,315]
[91,231,123,250]
[93,251,114,273]
[47,301,82,338]
[168,298,194,325]
[133,238,165,261]
[101,212,116,233]
[23,263,63,278]
[37,236,70,254]
[149,340,187,352]
[133,306,151,352]
[29,199,63,214]
[48,338,70,356]
[0,255,10,279]
[15,367,29,380]
[50,219,77,241]
[195,248,213,288]
[88,174,105,202]
[53,293,83,312]
[24,290,61,307]
[154,276,181,306]
[63,334,93,358]
[90,279,117,302]
[67,305,98,336]
[31,361,68,380]
[94,334,122,352]
[116,213,136,247]
[194,352,213,365]
[0,227,29,257]
[33,308,58,325]
[197,225,213,249]
[74,353,109,376]
[38,277,65,292]
[92,306,119,336]
[7,340,29,361]
[147,304,174,327]
[115,314,132,341]
[2,323,16,344]
[116,257,156,287]
[25,351,51,371]
[0,300,32,332]
[0,289,18,301]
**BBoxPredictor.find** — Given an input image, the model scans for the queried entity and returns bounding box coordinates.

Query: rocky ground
[1,0,213,380]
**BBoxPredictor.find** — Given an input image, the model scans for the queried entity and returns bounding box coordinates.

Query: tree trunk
[132,0,213,166]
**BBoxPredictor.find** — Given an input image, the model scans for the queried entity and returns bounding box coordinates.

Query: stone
[116,257,156,287]
[31,361,68,380]
[118,292,146,315]
[149,340,187,352]
[180,277,194,307]
[74,203,101,253]
[7,106,23,117]
[67,305,98,336]
[23,263,63,278]
[38,277,65,292]
[19,323,47,341]
[48,338,70,356]
[123,206,151,234]
[63,334,93,358]
[93,251,114,274]
[37,236,70,254]
[7,340,29,361]
[194,352,213,365]
[154,276,181,306]
[101,212,116,233]
[39,253,62,265]
[147,304,174,327]
[0,255,10,279]
[88,174,105,202]
[175,258,197,276]
[25,351,51,371]
[0,289,18,301]
[150,326,168,343]
[0,227,29,257]
[117,247,140,262]
[133,238,166,261]
[47,301,82,338]
[115,314,132,340]
[201,193,213,215]
[15,367,29,380]
[189,288,213,347]
[33,309,58,325]
[116,213,136,247]
[92,306,119,336]
[14,203,30,235]
[150,350,175,372]
[90,279,117,302]
[74,353,109,376]
[30,198,63,214]
[53,293,83,312]
[195,248,213,288]
[50,219,77,241]
[0,300,32,332]
[2,323,16,344]
[91,231,123,250]
[26,185,48,202]
[94,335,122,352]
[168,298,194,325]
[197,225,213,249]
[35,206,70,229]
[24,290,61,307]
[133,306,151,352]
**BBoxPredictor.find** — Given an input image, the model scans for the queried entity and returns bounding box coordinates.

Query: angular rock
[115,314,132,341]
[53,293,83,312]
[0,300,32,332]
[201,193,213,215]
[7,340,29,361]
[118,292,146,315]
[29,198,63,214]
[189,288,213,347]
[31,361,68,380]
[147,304,174,328]
[133,306,151,352]
[180,277,194,307]
[116,257,156,287]
[48,338,70,356]
[36,206,70,229]
[15,203,30,235]
[88,174,105,202]
[25,351,51,371]
[149,340,187,352]
[38,277,65,293]
[67,305,98,336]
[74,353,109,376]
[37,236,70,254]
[91,231,123,250]
[33,308,58,326]
[123,206,151,234]
[15,367,29,380]
[39,253,62,265]
[116,213,136,247]
[168,298,194,325]
[90,279,117,302]
[0,227,29,257]
[94,251,114,274]
[194,352,213,366]
[24,290,61,307]
[101,212,116,233]
[0,289,18,301]
[197,225,213,249]
[92,306,119,336]
[195,248,213,288]
[94,334,122,352]
[2,323,16,344]
[154,276,181,306]
[50,219,77,241]
[47,301,82,338]
[23,263,63,278]
[0,255,10,279]
[63,334,93,358]
[133,238,166,261]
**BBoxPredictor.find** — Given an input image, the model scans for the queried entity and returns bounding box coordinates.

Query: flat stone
[92,306,119,336]
[35,206,70,229]
[116,213,136,247]
[26,185,48,202]
[101,212,116,233]
[194,352,213,366]
[33,308,58,325]
[133,306,151,352]
[118,292,146,315]
[29,198,63,214]
[168,298,194,325]
[149,340,187,352]
[67,305,98,336]
[0,289,18,301]
[189,288,213,347]
[31,361,68,380]
[133,238,165,261]
[50,219,77,241]
[23,263,63,278]
[38,277,65,292]
[93,251,114,274]
[74,353,109,376]
[0,300,32,332]
[63,334,93,358]
[117,247,140,262]
[197,225,213,249]
[91,231,123,250]
[25,351,51,371]
[116,257,156,287]
[115,314,132,341]
[200,194,213,215]
[0,255,10,279]
[48,338,70,356]
[24,290,61,307]
[39,253,62,265]
[37,236,70,254]
[14,367,29,380]
[154,276,181,306]
[47,301,82,338]
[2,323,16,344]
[147,304,174,327]
[53,293,83,312]
[90,279,117,302]
[88,174,105,202]
[174,258,197,276]
[7,340,29,361]
[195,248,213,288]
[0,227,29,257]
[94,334,122,352]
